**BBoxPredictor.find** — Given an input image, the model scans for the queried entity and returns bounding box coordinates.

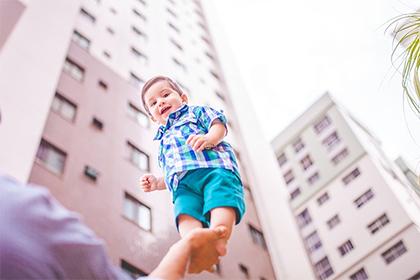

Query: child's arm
[140,174,167,192]
[187,120,226,152]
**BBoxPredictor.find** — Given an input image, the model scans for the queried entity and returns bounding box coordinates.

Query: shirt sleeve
[0,175,132,280]
[195,106,228,133]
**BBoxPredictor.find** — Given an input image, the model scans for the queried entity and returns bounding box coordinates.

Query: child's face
[144,80,188,125]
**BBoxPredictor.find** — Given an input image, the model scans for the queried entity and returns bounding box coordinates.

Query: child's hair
[141,76,184,115]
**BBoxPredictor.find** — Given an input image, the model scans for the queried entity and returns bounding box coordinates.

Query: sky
[211,0,420,172]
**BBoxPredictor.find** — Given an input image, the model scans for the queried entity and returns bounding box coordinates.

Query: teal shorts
[173,168,246,229]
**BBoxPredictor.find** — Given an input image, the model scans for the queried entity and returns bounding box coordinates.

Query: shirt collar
[153,104,189,140]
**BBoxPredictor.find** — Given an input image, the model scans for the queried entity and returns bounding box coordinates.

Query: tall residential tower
[0,0,312,279]
[272,93,420,280]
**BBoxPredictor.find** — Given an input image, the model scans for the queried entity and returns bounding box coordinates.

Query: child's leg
[209,207,236,256]
[177,214,203,238]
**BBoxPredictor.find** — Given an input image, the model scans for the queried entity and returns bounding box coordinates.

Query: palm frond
[387,12,420,116]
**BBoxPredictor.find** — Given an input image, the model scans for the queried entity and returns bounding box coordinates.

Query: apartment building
[271,93,420,280]
[0,0,315,279]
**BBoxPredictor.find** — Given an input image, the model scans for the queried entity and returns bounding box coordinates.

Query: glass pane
[137,112,149,127]
[51,96,61,112]
[138,205,151,231]
[36,141,48,161]
[61,102,76,120]
[46,148,65,174]
[123,198,135,220]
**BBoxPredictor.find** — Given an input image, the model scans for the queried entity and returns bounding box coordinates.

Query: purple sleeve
[0,175,132,280]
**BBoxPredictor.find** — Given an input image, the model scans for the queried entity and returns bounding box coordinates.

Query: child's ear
[181,94,188,104]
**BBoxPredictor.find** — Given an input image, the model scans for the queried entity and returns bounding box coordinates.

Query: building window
[248,224,267,249]
[72,30,90,50]
[98,80,108,91]
[109,7,117,14]
[80,8,96,23]
[36,139,66,175]
[277,153,287,167]
[123,193,151,231]
[353,189,374,208]
[131,47,148,65]
[91,117,104,130]
[51,93,77,122]
[129,72,144,88]
[170,37,183,51]
[128,103,149,128]
[331,148,349,165]
[172,57,187,72]
[103,51,112,59]
[293,138,305,153]
[283,169,295,185]
[201,35,212,47]
[381,240,407,265]
[342,168,361,185]
[407,271,420,280]
[239,264,250,279]
[322,131,341,151]
[367,213,389,234]
[214,263,222,275]
[296,208,312,228]
[314,257,334,280]
[132,8,147,21]
[205,51,215,61]
[290,187,301,200]
[314,115,331,134]
[63,58,85,82]
[84,165,99,182]
[300,154,313,170]
[210,70,221,81]
[131,26,146,40]
[350,268,368,280]
[121,260,147,279]
[127,142,149,171]
[307,172,320,185]
[106,27,115,35]
[338,239,354,256]
[168,21,180,33]
[327,214,340,229]
[304,231,322,253]
[166,7,177,18]
[317,192,330,206]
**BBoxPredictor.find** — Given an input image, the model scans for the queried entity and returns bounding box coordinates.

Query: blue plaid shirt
[153,104,240,192]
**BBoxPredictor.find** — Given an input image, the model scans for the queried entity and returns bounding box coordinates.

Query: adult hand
[187,226,227,273]
[149,226,227,280]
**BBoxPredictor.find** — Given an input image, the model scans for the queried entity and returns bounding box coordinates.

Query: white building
[0,0,314,279]
[271,93,420,280]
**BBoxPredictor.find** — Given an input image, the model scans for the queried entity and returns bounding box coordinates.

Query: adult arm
[0,175,131,280]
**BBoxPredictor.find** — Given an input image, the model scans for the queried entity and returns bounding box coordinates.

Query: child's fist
[140,174,158,192]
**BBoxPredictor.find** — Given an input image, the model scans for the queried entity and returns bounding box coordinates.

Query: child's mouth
[161,106,171,115]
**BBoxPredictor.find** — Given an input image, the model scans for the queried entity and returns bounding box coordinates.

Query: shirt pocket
[173,114,202,138]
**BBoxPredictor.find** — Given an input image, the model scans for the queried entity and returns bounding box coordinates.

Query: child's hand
[186,134,215,152]
[140,174,158,192]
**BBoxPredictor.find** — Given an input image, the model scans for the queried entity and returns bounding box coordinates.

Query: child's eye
[150,101,156,107]
[163,92,170,97]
